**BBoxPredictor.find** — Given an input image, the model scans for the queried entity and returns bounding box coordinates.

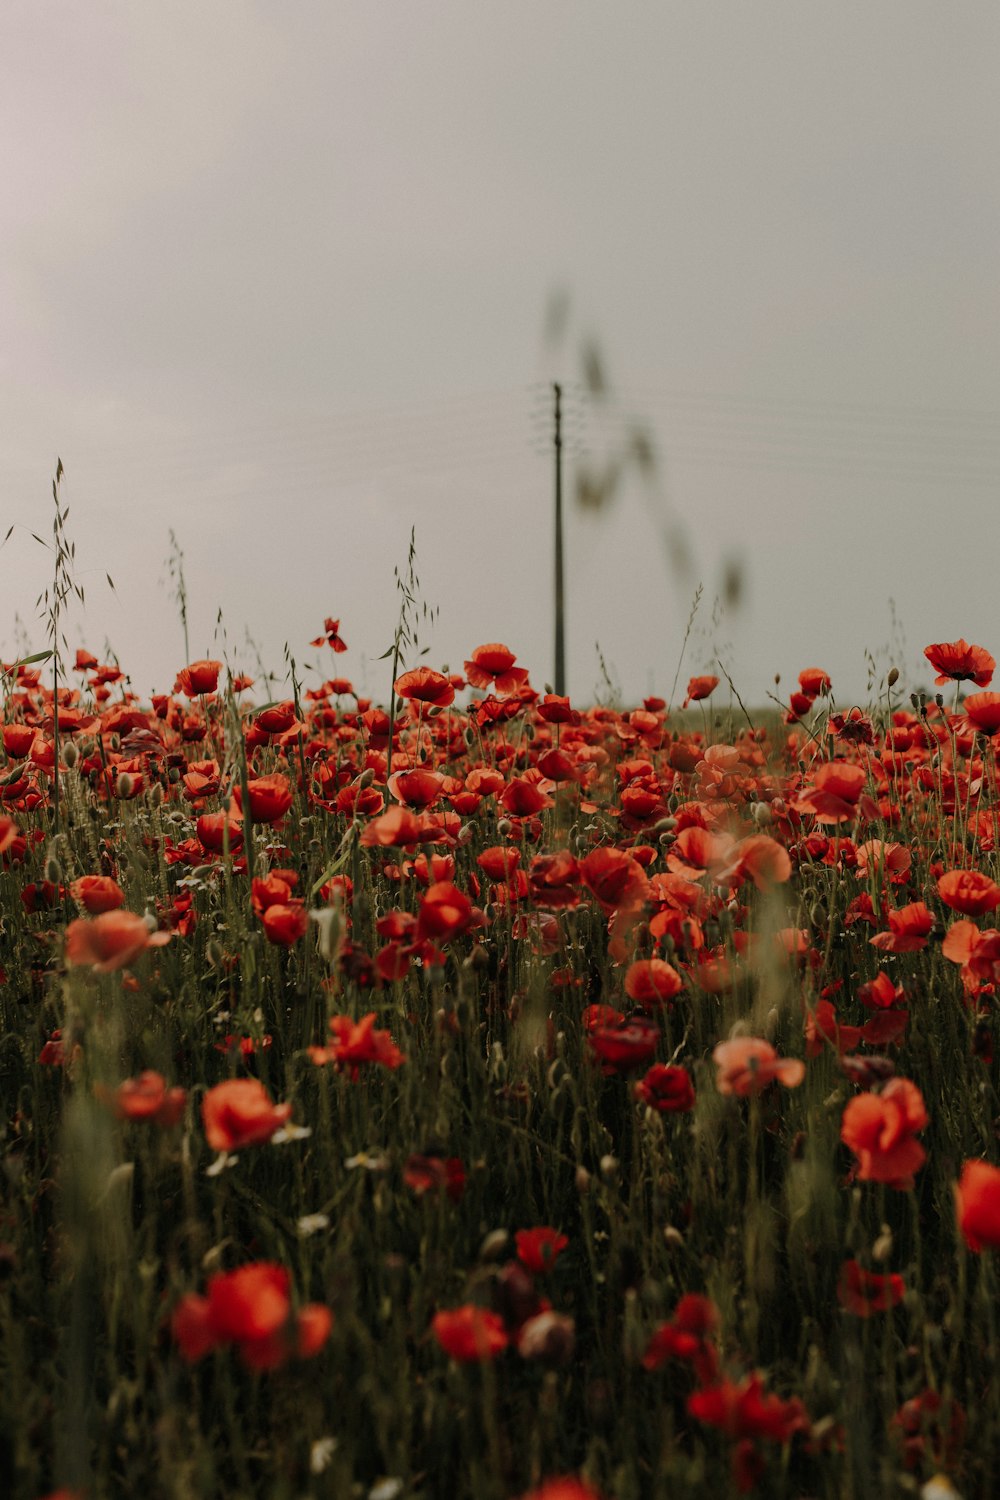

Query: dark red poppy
[634,1063,695,1113]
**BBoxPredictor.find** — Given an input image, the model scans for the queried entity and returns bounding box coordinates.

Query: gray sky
[3,2,998,709]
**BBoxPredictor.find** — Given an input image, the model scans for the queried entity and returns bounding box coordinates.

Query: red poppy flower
[683,674,719,708]
[431,1305,509,1362]
[310,617,348,651]
[634,1063,695,1113]
[624,958,683,1010]
[464,642,530,697]
[261,901,308,946]
[172,1262,332,1370]
[101,1070,186,1127]
[798,667,831,698]
[515,1226,569,1274]
[403,1153,466,1201]
[869,901,933,953]
[924,638,995,687]
[580,847,650,914]
[587,1016,660,1074]
[238,774,293,824]
[416,881,473,942]
[687,1371,808,1444]
[955,1159,1000,1251]
[394,667,455,708]
[536,694,580,725]
[255,701,300,735]
[2,724,35,759]
[837,1258,905,1316]
[175,659,222,696]
[840,1077,928,1189]
[65,910,171,973]
[499,775,554,816]
[716,834,792,891]
[641,1292,719,1381]
[359,805,423,848]
[937,868,1000,916]
[795,762,870,824]
[312,1013,406,1077]
[804,1000,862,1058]
[69,875,126,914]
[712,1037,805,1096]
[388,768,446,808]
[196,813,244,855]
[963,692,1000,734]
[516,1481,603,1500]
[201,1079,292,1152]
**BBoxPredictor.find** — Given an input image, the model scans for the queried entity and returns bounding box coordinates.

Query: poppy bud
[663,1225,684,1249]
[751,801,772,826]
[887,668,899,687]
[116,773,135,800]
[599,1154,619,1184]
[652,816,677,835]
[496,819,512,837]
[206,939,225,969]
[358,768,375,788]
[110,733,121,751]
[61,741,78,770]
[575,1166,591,1195]
[149,782,164,808]
[44,852,63,884]
[478,1229,510,1262]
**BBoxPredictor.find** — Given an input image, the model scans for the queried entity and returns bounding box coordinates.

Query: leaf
[9,650,53,668]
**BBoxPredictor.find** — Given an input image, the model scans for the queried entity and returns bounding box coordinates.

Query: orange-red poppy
[201,1078,292,1152]
[65,910,171,972]
[464,643,530,698]
[100,1070,187,1127]
[963,692,1000,734]
[713,1036,804,1096]
[937,868,1000,916]
[924,638,994,688]
[174,659,221,696]
[624,958,683,1010]
[393,667,455,708]
[237,774,293,824]
[840,1078,927,1189]
[69,875,126,914]
[683,674,719,708]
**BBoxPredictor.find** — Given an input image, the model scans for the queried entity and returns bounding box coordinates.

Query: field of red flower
[3,617,1000,1499]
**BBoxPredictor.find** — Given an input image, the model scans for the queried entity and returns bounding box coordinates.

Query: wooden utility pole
[553,382,565,695]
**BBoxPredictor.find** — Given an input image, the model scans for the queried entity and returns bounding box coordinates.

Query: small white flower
[272,1123,312,1146]
[310,1437,337,1475]
[297,1213,331,1237]
[205,1150,238,1177]
[345,1150,390,1172]
[369,1480,404,1500]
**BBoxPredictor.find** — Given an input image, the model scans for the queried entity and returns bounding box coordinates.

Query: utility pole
[553,382,565,695]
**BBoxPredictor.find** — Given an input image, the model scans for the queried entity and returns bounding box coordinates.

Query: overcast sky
[2,2,998,710]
